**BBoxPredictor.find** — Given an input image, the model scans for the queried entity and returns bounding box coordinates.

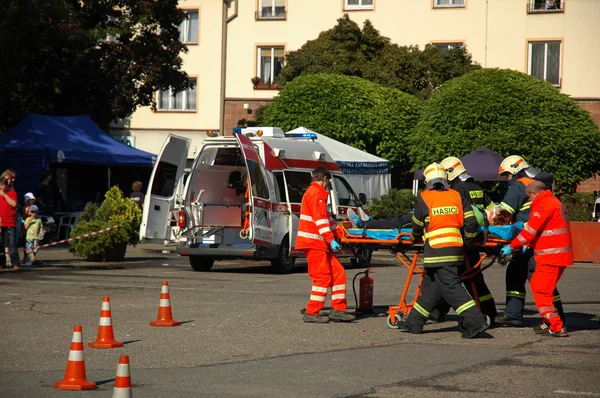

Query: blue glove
[330,240,341,252]
[522,246,528,253]
[500,246,513,257]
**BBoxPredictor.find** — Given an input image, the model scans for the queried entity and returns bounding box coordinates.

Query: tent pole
[108,167,111,191]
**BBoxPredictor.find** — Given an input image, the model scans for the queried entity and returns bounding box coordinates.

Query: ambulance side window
[274,172,286,202]
[247,160,270,199]
[284,171,312,203]
[150,161,178,197]
[333,176,359,207]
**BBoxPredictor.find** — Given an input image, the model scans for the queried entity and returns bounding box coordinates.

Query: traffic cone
[88,296,124,349]
[149,281,181,327]
[112,355,133,398]
[54,325,97,390]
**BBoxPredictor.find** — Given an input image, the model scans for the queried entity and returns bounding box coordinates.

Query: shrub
[367,189,415,219]
[558,192,595,222]
[410,68,600,192]
[69,186,141,261]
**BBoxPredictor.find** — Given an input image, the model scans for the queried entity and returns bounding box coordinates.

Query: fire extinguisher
[352,268,374,314]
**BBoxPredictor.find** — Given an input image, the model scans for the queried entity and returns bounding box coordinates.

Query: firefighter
[434,156,498,323]
[501,180,573,337]
[296,166,356,323]
[497,155,564,326]
[398,163,488,338]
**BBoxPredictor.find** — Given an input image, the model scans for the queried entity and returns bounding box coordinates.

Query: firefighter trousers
[434,249,497,320]
[405,264,486,333]
[531,264,567,332]
[304,249,347,315]
[505,250,564,321]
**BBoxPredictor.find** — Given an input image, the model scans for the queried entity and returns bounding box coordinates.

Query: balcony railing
[527,0,564,13]
[255,10,287,21]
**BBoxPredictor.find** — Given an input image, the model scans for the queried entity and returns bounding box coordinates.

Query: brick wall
[224,99,274,134]
[574,99,600,192]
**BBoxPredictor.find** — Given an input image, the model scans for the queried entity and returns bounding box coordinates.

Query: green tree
[409,68,600,192]
[257,73,422,170]
[0,0,189,131]
[277,14,479,99]
[367,189,415,219]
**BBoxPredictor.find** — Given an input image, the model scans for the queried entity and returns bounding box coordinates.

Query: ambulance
[140,127,373,273]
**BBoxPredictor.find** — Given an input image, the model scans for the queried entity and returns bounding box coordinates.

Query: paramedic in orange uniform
[296,166,356,323]
[501,180,573,337]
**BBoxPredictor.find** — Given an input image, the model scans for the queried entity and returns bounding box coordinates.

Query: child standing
[24,205,43,266]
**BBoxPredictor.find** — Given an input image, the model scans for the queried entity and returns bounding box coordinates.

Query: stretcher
[337,221,523,328]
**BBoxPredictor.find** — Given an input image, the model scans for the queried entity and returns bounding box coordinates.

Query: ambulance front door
[140,135,189,241]
[235,133,273,247]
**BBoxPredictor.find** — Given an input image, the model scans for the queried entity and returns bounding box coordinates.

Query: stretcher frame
[337,221,508,328]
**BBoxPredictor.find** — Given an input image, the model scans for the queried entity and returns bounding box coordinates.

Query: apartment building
[112,0,600,171]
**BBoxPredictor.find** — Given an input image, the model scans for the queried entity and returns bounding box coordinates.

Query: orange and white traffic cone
[89,296,124,349]
[112,355,132,398]
[149,281,181,327]
[54,325,97,390]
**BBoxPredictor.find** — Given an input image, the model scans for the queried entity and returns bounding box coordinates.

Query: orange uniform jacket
[296,182,342,251]
[510,190,573,266]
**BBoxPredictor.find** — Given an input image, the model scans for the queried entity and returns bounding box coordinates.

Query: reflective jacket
[510,190,573,266]
[500,174,536,223]
[412,187,478,267]
[452,179,494,211]
[295,182,342,251]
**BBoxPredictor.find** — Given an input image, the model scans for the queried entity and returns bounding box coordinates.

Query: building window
[179,10,199,43]
[528,41,561,86]
[156,78,197,111]
[344,0,374,11]
[433,42,464,55]
[434,0,465,8]
[527,0,564,13]
[256,0,286,20]
[257,46,284,86]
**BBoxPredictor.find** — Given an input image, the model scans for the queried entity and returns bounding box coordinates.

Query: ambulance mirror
[358,193,367,206]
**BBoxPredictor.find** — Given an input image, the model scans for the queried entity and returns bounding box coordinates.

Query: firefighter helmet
[498,155,529,176]
[440,157,466,182]
[424,162,449,190]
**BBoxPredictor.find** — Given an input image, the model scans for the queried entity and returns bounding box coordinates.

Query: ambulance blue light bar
[285,132,317,139]
[232,127,242,135]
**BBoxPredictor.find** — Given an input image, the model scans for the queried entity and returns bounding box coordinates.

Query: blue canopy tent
[0,114,155,205]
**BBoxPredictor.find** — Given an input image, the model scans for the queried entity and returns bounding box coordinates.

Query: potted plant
[69,186,141,262]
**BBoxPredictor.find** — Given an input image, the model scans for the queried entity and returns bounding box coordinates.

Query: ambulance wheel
[356,248,373,267]
[271,236,296,274]
[189,256,214,272]
[386,314,403,329]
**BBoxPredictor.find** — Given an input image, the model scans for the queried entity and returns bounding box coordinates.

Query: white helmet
[24,192,36,202]
[424,162,449,190]
[498,155,529,176]
[440,157,466,182]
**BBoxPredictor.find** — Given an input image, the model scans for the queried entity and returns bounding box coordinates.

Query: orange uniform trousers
[531,263,566,332]
[305,249,347,315]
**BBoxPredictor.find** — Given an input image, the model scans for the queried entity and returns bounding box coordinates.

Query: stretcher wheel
[386,313,404,329]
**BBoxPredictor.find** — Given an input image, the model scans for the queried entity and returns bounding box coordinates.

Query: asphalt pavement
[0,242,599,397]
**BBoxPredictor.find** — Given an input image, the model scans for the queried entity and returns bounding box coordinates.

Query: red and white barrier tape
[38,224,121,249]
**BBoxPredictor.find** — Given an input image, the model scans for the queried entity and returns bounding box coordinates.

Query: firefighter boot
[328,309,356,322]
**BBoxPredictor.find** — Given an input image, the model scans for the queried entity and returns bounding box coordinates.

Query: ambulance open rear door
[140,135,189,241]
[235,133,274,247]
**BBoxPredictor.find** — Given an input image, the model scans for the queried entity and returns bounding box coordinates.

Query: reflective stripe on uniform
[331,293,345,300]
[423,255,464,264]
[553,295,561,302]
[485,202,495,211]
[413,302,430,318]
[535,246,572,255]
[412,215,424,227]
[524,224,537,235]
[519,201,531,211]
[429,236,463,246]
[500,202,516,214]
[516,234,528,244]
[312,286,328,293]
[424,227,461,240]
[464,210,475,219]
[507,290,526,299]
[541,227,570,236]
[479,294,494,303]
[309,295,326,302]
[332,284,345,292]
[300,214,313,222]
[315,218,329,226]
[297,231,325,241]
[456,300,476,315]
[465,231,478,238]
[318,226,332,235]
[424,216,430,223]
